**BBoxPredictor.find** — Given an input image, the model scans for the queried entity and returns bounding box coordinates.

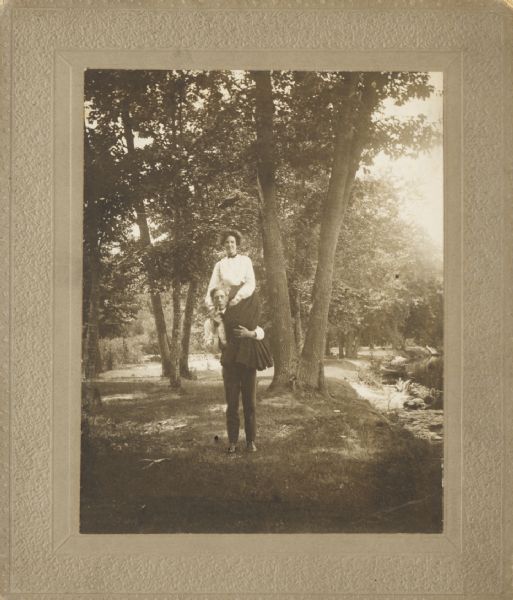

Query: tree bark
[291,202,306,354]
[326,335,333,358]
[251,70,297,390]
[95,336,103,374]
[292,288,304,354]
[83,131,102,380]
[169,280,183,389]
[83,247,101,380]
[338,330,346,359]
[345,331,359,359]
[134,201,173,377]
[297,74,379,389]
[121,108,172,377]
[180,279,198,379]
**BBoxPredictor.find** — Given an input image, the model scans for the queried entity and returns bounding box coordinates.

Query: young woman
[204,230,273,371]
[205,229,255,312]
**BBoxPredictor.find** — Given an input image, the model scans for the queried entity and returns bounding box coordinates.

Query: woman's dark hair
[220,229,242,246]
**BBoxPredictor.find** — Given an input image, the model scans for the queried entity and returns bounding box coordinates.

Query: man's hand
[228,295,241,307]
[234,325,256,339]
[211,312,223,325]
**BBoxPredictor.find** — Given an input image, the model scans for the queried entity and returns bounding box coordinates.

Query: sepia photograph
[5,0,513,595]
[80,68,444,534]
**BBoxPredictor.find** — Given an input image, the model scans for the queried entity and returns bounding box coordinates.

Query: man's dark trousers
[222,363,257,444]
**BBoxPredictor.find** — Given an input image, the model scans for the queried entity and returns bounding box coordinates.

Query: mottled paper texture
[1,0,512,597]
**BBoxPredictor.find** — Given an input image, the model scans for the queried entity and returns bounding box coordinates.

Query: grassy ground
[80,373,443,533]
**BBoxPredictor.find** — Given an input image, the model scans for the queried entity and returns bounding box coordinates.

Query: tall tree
[83,232,102,379]
[120,105,173,377]
[169,279,183,389]
[84,70,175,377]
[297,73,380,389]
[180,279,199,378]
[83,123,133,377]
[251,70,297,389]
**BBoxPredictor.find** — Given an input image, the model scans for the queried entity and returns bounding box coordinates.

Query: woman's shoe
[246,442,257,452]
[227,444,237,454]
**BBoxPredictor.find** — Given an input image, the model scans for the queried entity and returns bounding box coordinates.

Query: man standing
[206,287,270,454]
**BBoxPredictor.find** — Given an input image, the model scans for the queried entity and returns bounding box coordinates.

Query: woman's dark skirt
[223,286,273,371]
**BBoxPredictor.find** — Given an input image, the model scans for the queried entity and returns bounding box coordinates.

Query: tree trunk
[292,288,304,354]
[83,130,102,380]
[352,335,359,358]
[325,335,331,358]
[338,330,346,359]
[290,181,307,355]
[134,203,173,377]
[95,336,103,374]
[84,247,101,380]
[297,74,379,390]
[345,331,359,359]
[121,108,172,377]
[82,258,91,352]
[251,70,297,390]
[180,279,198,379]
[169,280,183,389]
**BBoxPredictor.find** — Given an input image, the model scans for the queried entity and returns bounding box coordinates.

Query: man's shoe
[246,442,257,452]
[227,444,237,454]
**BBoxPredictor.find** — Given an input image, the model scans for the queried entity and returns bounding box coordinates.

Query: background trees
[83,69,443,392]
[260,72,440,389]
[327,177,443,356]
[84,69,240,383]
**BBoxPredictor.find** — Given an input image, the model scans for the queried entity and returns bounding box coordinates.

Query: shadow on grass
[80,376,442,533]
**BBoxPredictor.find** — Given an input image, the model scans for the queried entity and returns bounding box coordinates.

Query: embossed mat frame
[1,0,512,598]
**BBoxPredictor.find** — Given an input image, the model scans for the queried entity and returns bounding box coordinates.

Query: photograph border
[2,0,513,597]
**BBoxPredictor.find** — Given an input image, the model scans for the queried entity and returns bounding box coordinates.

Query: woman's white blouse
[205,254,256,310]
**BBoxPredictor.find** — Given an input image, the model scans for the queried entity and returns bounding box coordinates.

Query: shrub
[99,336,145,370]
[140,330,160,355]
[358,361,383,389]
[407,356,443,391]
